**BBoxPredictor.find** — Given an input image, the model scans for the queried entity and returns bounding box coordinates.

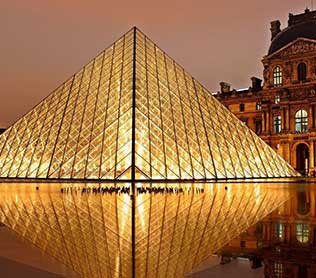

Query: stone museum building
[217,9,316,176]
[220,9,316,278]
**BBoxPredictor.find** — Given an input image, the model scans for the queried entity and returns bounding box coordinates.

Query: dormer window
[273,66,282,86]
[297,62,307,81]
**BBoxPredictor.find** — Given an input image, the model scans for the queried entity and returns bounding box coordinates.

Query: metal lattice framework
[0,28,297,181]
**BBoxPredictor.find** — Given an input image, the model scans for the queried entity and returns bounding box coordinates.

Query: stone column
[286,108,290,131]
[311,141,315,173]
[262,112,266,132]
[309,105,314,129]
[266,111,270,133]
[313,105,315,129]
[283,108,286,130]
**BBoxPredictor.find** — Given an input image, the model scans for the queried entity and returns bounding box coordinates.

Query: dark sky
[0,0,310,127]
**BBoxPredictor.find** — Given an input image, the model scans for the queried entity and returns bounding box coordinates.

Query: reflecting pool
[0,180,299,278]
[219,179,316,278]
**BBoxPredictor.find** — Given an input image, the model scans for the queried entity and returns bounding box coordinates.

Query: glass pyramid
[0,27,297,181]
[0,28,298,278]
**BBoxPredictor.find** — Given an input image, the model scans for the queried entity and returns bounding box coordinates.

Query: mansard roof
[269,18,316,55]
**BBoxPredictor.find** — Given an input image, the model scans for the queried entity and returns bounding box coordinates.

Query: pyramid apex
[131,26,144,33]
[125,26,142,36]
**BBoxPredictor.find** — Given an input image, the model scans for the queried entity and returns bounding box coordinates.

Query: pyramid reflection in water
[0,27,297,278]
[0,182,289,278]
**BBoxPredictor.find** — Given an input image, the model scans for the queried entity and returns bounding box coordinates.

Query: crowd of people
[60,185,205,195]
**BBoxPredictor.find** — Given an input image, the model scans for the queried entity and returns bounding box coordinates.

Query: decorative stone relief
[290,89,309,101]
[311,58,316,79]
[309,88,316,97]
[284,62,293,80]
[263,65,271,86]
[280,41,316,57]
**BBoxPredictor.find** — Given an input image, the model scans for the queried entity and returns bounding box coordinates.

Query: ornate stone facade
[217,9,316,176]
[219,9,316,278]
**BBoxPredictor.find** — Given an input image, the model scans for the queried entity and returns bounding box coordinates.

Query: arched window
[273,66,282,86]
[298,62,307,81]
[295,109,308,133]
[296,223,309,243]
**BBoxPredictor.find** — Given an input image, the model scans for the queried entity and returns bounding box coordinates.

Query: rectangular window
[255,120,262,135]
[274,115,282,133]
[296,223,309,243]
[240,103,245,112]
[274,262,283,278]
[240,240,246,248]
[256,101,262,111]
[273,66,283,86]
[274,95,280,104]
[274,223,284,241]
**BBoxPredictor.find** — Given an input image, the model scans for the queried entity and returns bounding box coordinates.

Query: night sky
[0,0,311,127]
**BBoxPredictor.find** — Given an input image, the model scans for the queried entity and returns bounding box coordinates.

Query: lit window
[273,66,282,86]
[296,223,309,243]
[275,246,281,256]
[275,223,284,241]
[295,109,308,133]
[274,262,283,278]
[240,103,245,112]
[274,115,282,133]
[274,95,280,104]
[256,101,262,110]
[298,62,307,81]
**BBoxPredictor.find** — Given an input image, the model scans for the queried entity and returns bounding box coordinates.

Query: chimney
[220,82,231,93]
[270,20,281,40]
[251,77,262,91]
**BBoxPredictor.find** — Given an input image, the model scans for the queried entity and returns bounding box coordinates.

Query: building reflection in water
[222,181,316,278]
